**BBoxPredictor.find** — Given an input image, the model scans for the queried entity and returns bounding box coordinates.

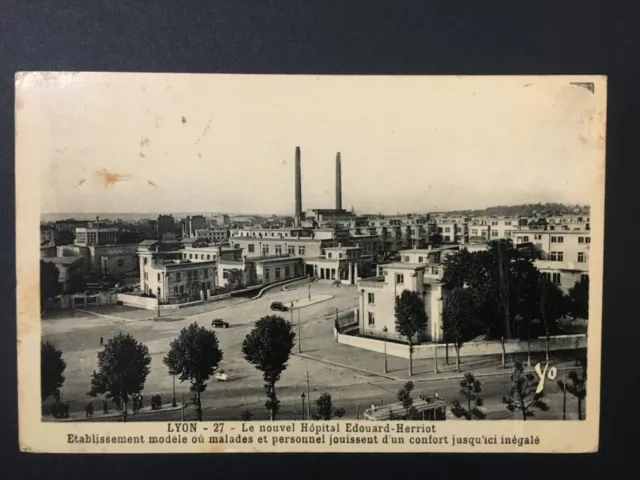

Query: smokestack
[335,152,342,210]
[295,146,302,226]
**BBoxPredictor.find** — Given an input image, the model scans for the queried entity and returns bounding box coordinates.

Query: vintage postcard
[16,73,605,453]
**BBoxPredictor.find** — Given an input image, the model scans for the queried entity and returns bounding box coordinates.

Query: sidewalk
[294,341,583,384]
[49,402,185,422]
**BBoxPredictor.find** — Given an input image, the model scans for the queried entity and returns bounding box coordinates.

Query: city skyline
[25,74,603,216]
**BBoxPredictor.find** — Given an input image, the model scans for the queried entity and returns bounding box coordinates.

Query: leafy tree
[242,315,296,421]
[312,393,346,420]
[88,333,151,420]
[41,341,66,402]
[396,381,417,419]
[502,362,549,421]
[568,276,589,320]
[40,260,60,312]
[450,373,485,420]
[394,291,428,376]
[538,276,569,362]
[557,355,587,420]
[164,323,223,421]
[443,287,482,372]
[240,410,253,421]
[512,257,542,367]
[55,231,75,246]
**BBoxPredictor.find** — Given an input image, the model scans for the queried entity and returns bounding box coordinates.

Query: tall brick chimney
[295,146,302,226]
[335,152,342,210]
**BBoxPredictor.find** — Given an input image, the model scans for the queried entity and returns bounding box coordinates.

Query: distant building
[75,224,120,246]
[210,213,230,226]
[40,227,56,245]
[157,214,176,238]
[46,257,84,293]
[181,215,207,238]
[195,226,229,243]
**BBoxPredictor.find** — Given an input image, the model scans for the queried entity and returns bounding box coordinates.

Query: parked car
[270,301,288,312]
[212,318,230,329]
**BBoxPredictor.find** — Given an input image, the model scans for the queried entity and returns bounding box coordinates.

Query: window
[552,273,561,285]
[288,245,296,255]
[578,236,584,244]
[585,237,591,243]
[328,252,332,259]
[179,286,184,294]
[404,256,409,262]
[275,267,281,279]
[396,273,404,284]
[173,287,178,295]
[248,244,255,253]
[551,236,564,243]
[187,271,192,280]
[176,272,181,281]
[204,269,209,278]
[521,236,529,243]
[542,272,551,282]
[550,251,564,261]
[275,245,282,255]
[298,246,306,255]
[189,254,193,259]
[418,256,423,263]
[367,312,375,326]
[471,229,478,235]
[285,266,290,276]
[445,227,451,232]
[534,234,542,240]
[491,221,498,226]
[577,252,585,263]
[157,273,161,281]
[505,221,511,226]
[265,269,270,281]
[143,257,148,265]
[368,293,375,304]
[491,231,498,237]
[262,245,270,255]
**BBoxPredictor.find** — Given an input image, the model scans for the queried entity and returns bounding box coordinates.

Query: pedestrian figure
[139,394,144,411]
[99,336,104,346]
[434,391,440,399]
[85,401,94,418]
[102,399,108,414]
[114,397,121,412]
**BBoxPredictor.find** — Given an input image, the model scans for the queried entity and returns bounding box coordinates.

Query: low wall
[116,293,157,310]
[48,292,118,310]
[252,276,306,299]
[337,333,587,360]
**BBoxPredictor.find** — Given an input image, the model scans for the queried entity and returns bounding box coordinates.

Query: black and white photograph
[16,73,605,452]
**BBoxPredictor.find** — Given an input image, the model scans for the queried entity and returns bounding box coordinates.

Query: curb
[51,403,186,422]
[293,353,400,381]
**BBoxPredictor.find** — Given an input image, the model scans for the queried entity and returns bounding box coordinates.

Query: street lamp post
[300,393,305,421]
[308,282,311,301]
[382,326,388,374]
[172,373,177,407]
[157,287,161,319]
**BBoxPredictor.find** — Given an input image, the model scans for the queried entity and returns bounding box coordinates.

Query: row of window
[542,272,589,285]
[171,281,213,295]
[549,251,587,263]
[263,266,292,281]
[246,244,307,256]
[144,269,211,282]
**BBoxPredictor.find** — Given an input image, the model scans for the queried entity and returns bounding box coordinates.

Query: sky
[16,73,606,215]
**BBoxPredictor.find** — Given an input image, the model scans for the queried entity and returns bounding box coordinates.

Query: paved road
[42,281,585,422]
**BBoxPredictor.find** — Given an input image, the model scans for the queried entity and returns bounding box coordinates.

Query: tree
[242,315,296,421]
[502,362,549,420]
[55,231,75,246]
[88,333,151,420]
[568,276,589,320]
[240,410,254,421]
[41,341,66,402]
[450,373,485,420]
[312,393,346,420]
[539,276,569,362]
[164,323,223,421]
[557,355,587,420]
[443,287,482,372]
[40,260,60,312]
[394,291,428,376]
[397,381,417,419]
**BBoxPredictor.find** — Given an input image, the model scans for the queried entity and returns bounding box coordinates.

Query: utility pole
[181,393,185,421]
[434,344,439,374]
[156,287,161,319]
[172,373,176,407]
[562,369,567,420]
[306,371,311,420]
[298,308,302,353]
[356,404,360,420]
[308,282,311,301]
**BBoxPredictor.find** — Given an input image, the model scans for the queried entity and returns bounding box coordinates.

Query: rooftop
[380,262,426,270]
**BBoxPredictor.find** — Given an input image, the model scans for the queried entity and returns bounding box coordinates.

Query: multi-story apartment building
[195,226,229,243]
[514,229,590,292]
[75,225,120,246]
[157,214,176,238]
[40,226,56,245]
